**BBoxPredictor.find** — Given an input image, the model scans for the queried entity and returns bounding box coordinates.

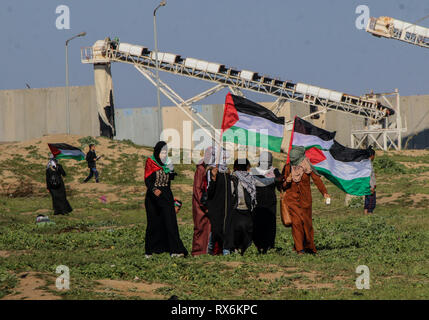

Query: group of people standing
[44,138,374,257]
[144,141,330,258]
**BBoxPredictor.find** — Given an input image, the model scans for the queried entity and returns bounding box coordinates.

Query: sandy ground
[1,272,168,300]
[94,279,166,299]
[1,272,60,300]
[0,134,152,162]
[0,134,151,198]
[383,150,429,157]
[221,262,336,290]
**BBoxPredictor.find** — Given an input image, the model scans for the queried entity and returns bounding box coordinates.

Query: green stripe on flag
[223,126,283,152]
[314,166,371,196]
[292,144,329,151]
[56,154,85,161]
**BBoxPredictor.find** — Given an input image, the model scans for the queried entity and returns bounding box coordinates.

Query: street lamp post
[65,31,87,135]
[154,1,166,139]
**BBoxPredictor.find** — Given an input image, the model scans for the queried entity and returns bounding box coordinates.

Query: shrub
[78,136,99,150]
[0,180,36,198]
[373,156,407,174]
[348,196,363,208]
[0,268,17,299]
[121,139,143,149]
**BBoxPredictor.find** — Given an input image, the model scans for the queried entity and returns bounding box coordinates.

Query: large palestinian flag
[289,117,373,196]
[48,143,85,161]
[221,93,285,152]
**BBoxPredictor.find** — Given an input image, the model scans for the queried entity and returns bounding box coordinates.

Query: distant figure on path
[46,155,72,215]
[83,144,101,183]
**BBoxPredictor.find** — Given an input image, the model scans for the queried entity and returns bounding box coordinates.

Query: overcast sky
[1,0,429,108]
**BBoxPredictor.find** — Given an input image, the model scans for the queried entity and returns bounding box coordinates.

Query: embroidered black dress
[144,165,188,256]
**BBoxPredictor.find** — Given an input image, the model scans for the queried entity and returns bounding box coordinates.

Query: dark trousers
[364,192,376,213]
[230,209,253,255]
[84,167,99,182]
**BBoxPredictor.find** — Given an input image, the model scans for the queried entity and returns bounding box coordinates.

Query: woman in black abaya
[144,141,188,258]
[46,156,72,215]
[251,152,281,253]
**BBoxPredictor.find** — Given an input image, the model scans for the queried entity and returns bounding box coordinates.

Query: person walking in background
[144,141,188,258]
[83,144,101,183]
[228,159,257,255]
[364,149,377,215]
[280,146,330,255]
[46,155,72,215]
[251,152,282,254]
[191,147,212,257]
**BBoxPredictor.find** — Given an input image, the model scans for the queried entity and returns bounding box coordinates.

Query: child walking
[83,144,101,183]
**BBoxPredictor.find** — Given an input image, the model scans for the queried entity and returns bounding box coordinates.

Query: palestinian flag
[221,93,285,152]
[289,117,373,196]
[144,155,170,179]
[144,156,161,179]
[48,143,85,161]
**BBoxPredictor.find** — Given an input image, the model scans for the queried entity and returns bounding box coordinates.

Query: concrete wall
[0,86,98,142]
[114,104,225,148]
[3,85,428,150]
[398,95,429,149]
[114,107,161,147]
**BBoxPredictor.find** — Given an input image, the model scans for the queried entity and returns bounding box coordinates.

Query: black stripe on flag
[230,94,285,125]
[329,141,372,162]
[48,143,82,151]
[294,117,336,141]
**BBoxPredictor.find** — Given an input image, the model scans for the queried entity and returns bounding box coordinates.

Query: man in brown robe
[191,149,212,256]
[280,146,329,254]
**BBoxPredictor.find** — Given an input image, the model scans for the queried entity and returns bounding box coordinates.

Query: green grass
[0,144,428,300]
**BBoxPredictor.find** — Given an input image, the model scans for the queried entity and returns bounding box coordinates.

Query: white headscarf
[46,154,57,169]
[203,145,229,173]
[251,151,276,186]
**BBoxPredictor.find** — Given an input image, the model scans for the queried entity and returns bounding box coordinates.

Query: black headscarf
[153,141,167,166]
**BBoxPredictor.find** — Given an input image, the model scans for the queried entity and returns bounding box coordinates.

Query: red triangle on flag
[221,92,239,134]
[305,147,327,165]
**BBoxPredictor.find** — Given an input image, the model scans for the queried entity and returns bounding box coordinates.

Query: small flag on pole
[48,143,85,161]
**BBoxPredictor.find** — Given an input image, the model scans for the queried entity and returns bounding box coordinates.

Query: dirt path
[1,272,60,300]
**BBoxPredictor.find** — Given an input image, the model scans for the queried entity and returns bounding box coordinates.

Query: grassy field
[0,135,428,300]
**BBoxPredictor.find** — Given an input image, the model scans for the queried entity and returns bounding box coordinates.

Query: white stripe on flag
[315,150,372,180]
[59,150,84,156]
[236,112,284,137]
[292,132,334,150]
